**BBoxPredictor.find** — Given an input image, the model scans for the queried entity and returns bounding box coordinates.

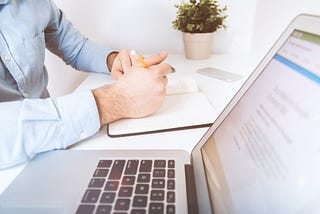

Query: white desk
[0,53,258,194]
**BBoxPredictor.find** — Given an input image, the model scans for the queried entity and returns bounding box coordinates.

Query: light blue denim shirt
[0,0,113,168]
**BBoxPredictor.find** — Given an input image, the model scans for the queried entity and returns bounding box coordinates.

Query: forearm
[92,84,127,125]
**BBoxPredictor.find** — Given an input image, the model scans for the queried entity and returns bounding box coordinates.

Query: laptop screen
[201,30,320,213]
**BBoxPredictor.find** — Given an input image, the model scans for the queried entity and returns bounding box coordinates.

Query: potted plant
[172,0,227,59]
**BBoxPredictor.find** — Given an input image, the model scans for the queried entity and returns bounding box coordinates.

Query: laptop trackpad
[0,150,100,214]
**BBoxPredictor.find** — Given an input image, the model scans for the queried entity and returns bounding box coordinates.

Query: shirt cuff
[54,90,101,148]
[76,39,113,74]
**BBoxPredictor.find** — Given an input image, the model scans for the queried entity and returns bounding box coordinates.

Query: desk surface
[0,53,258,194]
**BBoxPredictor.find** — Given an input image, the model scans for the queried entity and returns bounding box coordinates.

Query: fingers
[143,51,168,66]
[119,50,132,71]
[149,63,172,78]
[111,50,132,80]
[112,49,172,82]
[112,71,123,80]
[163,75,168,86]
[140,51,174,75]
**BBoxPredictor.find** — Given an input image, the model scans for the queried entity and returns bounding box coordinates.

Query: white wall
[251,0,320,59]
[46,0,256,97]
[46,0,320,97]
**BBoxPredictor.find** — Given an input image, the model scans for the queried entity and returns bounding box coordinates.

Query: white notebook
[107,76,217,137]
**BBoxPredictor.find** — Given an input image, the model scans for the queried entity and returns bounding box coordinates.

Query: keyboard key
[93,168,109,177]
[131,209,146,214]
[98,160,112,168]
[167,169,175,178]
[135,184,149,194]
[153,169,165,178]
[100,192,116,203]
[139,160,152,172]
[76,204,95,214]
[81,189,101,203]
[115,198,130,210]
[96,205,112,214]
[152,179,165,189]
[137,174,150,183]
[125,160,139,175]
[150,190,165,201]
[109,160,125,180]
[118,186,133,197]
[88,178,105,188]
[154,160,166,168]
[122,176,135,185]
[166,205,175,214]
[132,195,148,207]
[167,180,175,190]
[105,181,119,191]
[149,202,164,214]
[167,191,175,203]
[168,160,175,168]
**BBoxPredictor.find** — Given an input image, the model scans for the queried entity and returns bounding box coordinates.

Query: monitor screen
[201,30,320,213]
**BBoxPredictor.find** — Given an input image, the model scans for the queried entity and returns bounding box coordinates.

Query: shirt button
[4,54,11,61]
[80,131,87,140]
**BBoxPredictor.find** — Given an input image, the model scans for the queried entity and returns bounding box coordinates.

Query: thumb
[144,51,168,66]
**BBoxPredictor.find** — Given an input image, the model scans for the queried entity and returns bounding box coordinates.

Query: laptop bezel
[189,14,320,214]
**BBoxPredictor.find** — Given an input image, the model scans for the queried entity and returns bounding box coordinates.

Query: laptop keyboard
[76,159,176,214]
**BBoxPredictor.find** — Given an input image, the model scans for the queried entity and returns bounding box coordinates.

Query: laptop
[1,14,320,214]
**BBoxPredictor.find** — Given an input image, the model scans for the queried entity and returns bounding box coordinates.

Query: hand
[110,50,169,80]
[93,62,172,126]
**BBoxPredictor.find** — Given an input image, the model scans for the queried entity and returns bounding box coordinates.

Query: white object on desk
[166,76,198,95]
[196,67,243,82]
[107,92,217,137]
[107,75,217,137]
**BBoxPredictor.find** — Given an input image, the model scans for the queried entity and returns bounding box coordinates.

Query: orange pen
[130,50,149,68]
[130,50,175,72]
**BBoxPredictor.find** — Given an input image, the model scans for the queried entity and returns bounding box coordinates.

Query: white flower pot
[183,32,214,60]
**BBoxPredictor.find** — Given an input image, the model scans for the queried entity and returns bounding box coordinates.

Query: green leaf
[172,0,227,33]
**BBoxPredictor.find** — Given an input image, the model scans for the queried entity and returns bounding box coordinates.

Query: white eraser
[130,50,136,56]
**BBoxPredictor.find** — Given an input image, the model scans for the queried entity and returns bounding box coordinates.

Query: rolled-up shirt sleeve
[0,90,100,169]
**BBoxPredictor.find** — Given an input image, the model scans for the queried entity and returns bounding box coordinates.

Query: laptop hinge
[185,164,199,214]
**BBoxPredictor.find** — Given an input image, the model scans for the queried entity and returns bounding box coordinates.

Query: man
[0,0,172,169]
